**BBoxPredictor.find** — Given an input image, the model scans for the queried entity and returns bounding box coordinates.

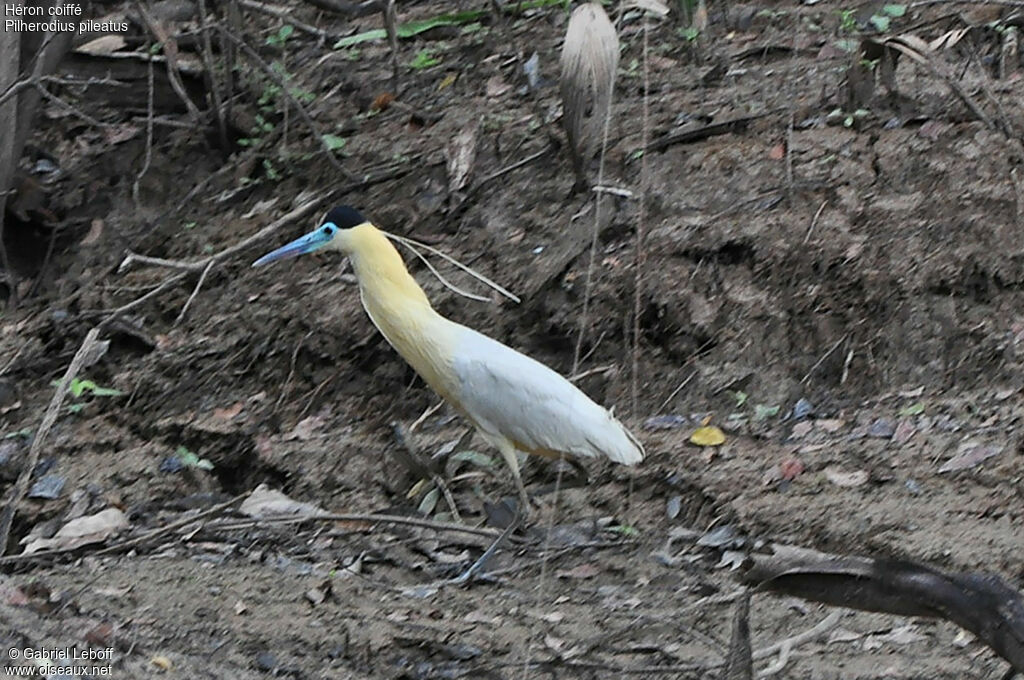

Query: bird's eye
[322,226,333,235]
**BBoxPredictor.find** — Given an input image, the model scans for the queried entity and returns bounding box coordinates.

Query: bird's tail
[595,414,645,466]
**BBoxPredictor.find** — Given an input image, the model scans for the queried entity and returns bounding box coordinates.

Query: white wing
[451,325,644,465]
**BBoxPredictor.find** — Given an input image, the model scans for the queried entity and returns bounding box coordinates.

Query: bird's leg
[496,440,532,518]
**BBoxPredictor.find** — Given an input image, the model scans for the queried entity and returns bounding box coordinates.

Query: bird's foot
[446,514,521,586]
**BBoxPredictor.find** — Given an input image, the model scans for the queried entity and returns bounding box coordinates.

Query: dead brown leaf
[939,441,1002,473]
[556,563,601,579]
[824,466,869,488]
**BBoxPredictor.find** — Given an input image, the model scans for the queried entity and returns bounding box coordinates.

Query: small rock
[697,525,743,549]
[255,652,278,672]
[792,398,814,420]
[905,479,923,495]
[32,457,56,477]
[816,418,844,433]
[643,414,688,430]
[666,495,682,520]
[867,418,896,438]
[29,474,66,500]
[891,418,916,445]
[159,456,184,473]
[789,421,814,439]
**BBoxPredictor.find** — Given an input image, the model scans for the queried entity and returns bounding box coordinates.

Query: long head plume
[560,2,619,186]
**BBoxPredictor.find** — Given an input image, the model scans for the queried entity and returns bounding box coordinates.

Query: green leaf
[176,446,215,471]
[678,26,700,41]
[733,391,748,407]
[267,24,294,46]
[882,4,906,17]
[417,486,440,515]
[66,403,85,414]
[89,386,124,397]
[753,404,781,421]
[321,134,347,151]
[899,401,925,416]
[869,14,891,32]
[70,378,93,398]
[608,525,640,537]
[409,49,441,70]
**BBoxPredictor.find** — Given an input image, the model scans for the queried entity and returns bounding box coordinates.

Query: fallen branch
[0,493,245,564]
[745,544,1024,673]
[134,0,203,122]
[206,512,505,538]
[0,327,103,556]
[646,114,768,152]
[300,0,381,15]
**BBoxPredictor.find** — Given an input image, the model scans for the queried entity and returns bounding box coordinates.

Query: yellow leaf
[690,425,725,447]
[406,478,430,499]
[438,72,457,90]
[151,655,173,671]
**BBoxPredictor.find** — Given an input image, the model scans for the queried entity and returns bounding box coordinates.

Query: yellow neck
[347,225,459,400]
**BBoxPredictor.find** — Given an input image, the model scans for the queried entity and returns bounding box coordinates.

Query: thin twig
[0,494,246,564]
[633,11,652,419]
[34,84,106,128]
[175,259,214,325]
[387,233,520,303]
[275,330,313,413]
[551,610,841,675]
[132,56,155,207]
[0,328,102,555]
[409,400,445,433]
[752,611,841,662]
[658,370,697,412]
[800,334,848,385]
[567,364,613,382]
[99,272,188,325]
[802,200,827,245]
[204,512,504,538]
[479,147,549,186]
[432,473,463,523]
[385,0,400,88]
[196,0,229,152]
[134,0,203,121]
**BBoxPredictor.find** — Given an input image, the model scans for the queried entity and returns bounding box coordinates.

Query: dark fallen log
[300,0,381,16]
[744,544,1024,674]
[59,52,206,113]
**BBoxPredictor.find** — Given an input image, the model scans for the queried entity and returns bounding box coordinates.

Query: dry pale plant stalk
[560,2,619,187]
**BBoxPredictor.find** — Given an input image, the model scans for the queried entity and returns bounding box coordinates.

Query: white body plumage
[450,325,643,466]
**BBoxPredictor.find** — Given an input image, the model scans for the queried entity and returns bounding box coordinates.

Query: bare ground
[1,0,1023,677]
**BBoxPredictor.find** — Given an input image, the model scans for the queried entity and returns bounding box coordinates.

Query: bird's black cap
[324,205,367,229]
